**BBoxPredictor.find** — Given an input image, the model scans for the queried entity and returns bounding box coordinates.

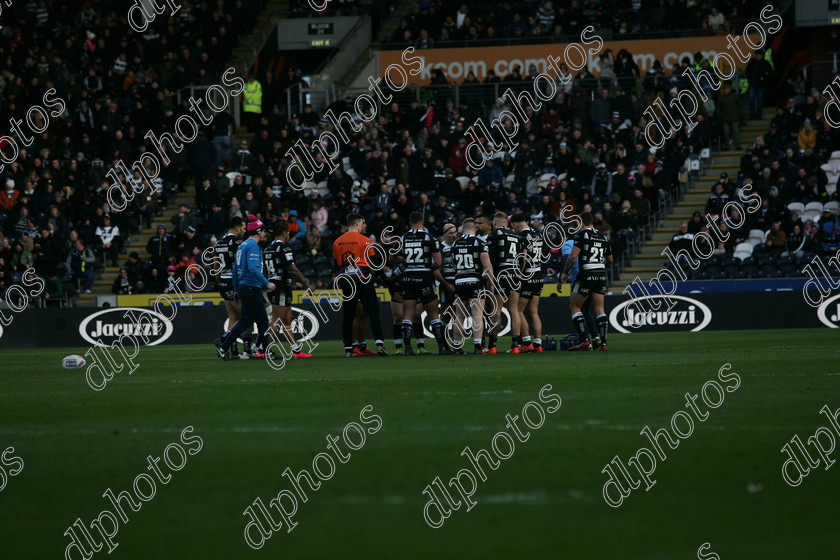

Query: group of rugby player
[213,207,614,360]
[214,216,313,360]
[376,209,613,355]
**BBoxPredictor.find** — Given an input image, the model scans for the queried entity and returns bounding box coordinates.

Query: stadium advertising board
[817,293,840,328]
[379,36,749,85]
[0,291,832,350]
[609,295,714,333]
[78,307,174,347]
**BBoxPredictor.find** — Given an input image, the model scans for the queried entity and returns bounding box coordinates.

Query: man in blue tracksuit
[216,216,275,360]
[560,236,601,348]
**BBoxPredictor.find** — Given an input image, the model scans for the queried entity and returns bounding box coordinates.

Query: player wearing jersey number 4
[485,212,525,354]
[264,222,314,359]
[559,212,612,351]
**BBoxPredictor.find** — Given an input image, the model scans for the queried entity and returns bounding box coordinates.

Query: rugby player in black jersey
[559,212,613,351]
[264,222,313,359]
[485,212,526,353]
[214,217,247,358]
[438,223,458,341]
[510,213,545,353]
[450,218,494,354]
[397,212,454,355]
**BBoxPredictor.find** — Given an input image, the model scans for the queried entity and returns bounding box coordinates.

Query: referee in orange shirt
[332,213,388,357]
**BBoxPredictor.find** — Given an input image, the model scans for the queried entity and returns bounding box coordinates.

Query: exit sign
[309,39,333,47]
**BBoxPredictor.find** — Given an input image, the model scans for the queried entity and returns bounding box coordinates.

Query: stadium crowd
[0,0,259,302]
[2,0,836,308]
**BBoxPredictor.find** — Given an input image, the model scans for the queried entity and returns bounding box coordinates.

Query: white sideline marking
[0,424,814,436]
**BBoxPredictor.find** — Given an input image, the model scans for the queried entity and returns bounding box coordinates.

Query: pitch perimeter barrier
[0,291,836,350]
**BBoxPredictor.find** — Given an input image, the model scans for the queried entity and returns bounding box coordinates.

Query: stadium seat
[805,202,824,213]
[728,269,747,279]
[689,269,710,280]
[503,174,515,187]
[709,269,728,280]
[821,163,838,174]
[831,151,840,160]
[748,229,766,240]
[787,202,805,216]
[316,265,332,277]
[301,180,317,195]
[226,171,243,187]
[719,253,737,266]
[316,181,329,197]
[828,181,838,196]
[777,254,795,265]
[742,264,763,278]
[779,263,799,277]
[723,264,741,276]
[299,265,316,278]
[825,201,840,215]
[741,255,757,266]
[703,265,722,276]
[386,178,395,188]
[801,210,822,224]
[313,255,329,265]
[757,252,777,265]
[456,176,470,189]
[704,254,722,267]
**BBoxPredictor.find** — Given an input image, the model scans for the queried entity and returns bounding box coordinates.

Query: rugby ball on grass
[62,355,86,369]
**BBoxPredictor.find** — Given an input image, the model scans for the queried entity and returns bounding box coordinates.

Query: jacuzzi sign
[609,295,713,333]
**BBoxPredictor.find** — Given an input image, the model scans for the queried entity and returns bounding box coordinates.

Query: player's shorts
[386,276,403,298]
[455,282,483,301]
[401,272,438,304]
[268,285,293,307]
[219,277,236,301]
[439,279,457,304]
[571,269,607,295]
[493,267,522,296]
[519,276,544,299]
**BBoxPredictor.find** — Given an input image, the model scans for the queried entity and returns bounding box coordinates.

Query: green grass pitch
[1,330,839,559]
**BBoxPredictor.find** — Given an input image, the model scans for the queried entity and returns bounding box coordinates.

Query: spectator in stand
[629,187,651,226]
[144,266,166,294]
[112,267,133,295]
[821,220,840,254]
[717,82,742,150]
[66,239,96,294]
[764,221,786,253]
[797,119,817,151]
[95,215,122,267]
[782,224,807,259]
[124,252,147,293]
[746,48,774,119]
[147,224,174,265]
[286,210,306,249]
[668,223,695,267]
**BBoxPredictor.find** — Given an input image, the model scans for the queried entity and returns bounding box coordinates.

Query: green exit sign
[309,39,333,47]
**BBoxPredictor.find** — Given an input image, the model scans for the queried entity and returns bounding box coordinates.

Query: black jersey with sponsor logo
[573,227,612,270]
[264,239,295,287]
[441,241,456,282]
[486,227,524,270]
[520,227,545,279]
[215,232,242,278]
[452,235,489,284]
[400,229,439,273]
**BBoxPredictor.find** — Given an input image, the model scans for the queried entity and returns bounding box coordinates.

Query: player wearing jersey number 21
[559,212,613,352]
